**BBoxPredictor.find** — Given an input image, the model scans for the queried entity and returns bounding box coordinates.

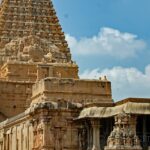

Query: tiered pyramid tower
[0,0,79,119]
[0,0,79,82]
[0,0,71,63]
[0,1,113,150]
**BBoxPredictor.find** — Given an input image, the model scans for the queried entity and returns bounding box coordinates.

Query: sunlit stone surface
[0,0,149,150]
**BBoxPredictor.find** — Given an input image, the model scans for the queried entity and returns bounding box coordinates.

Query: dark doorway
[137,115,150,150]
[100,117,114,150]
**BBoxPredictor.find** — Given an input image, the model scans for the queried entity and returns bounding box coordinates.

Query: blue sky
[53,0,150,39]
[52,0,150,101]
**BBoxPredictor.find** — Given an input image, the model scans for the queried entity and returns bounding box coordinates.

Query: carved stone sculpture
[105,113,142,150]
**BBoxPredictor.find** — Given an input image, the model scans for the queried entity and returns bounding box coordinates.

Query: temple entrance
[100,117,114,150]
[79,117,114,150]
[137,115,150,150]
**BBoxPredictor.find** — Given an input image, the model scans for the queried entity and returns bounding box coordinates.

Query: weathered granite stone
[0,0,149,150]
[105,113,142,150]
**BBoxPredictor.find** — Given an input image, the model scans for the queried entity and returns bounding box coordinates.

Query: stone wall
[0,114,33,150]
[37,63,78,81]
[31,77,112,106]
[0,63,37,81]
[0,102,80,150]
[0,62,78,82]
[0,80,33,119]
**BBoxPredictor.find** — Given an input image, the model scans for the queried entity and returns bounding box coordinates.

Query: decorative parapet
[26,101,82,116]
[31,77,112,106]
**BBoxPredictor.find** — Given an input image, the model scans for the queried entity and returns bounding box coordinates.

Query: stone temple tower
[0,0,112,119]
[0,0,113,150]
[0,0,80,119]
[0,0,71,62]
[0,0,78,76]
[0,0,149,150]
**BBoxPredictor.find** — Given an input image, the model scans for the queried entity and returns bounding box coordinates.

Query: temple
[0,0,149,150]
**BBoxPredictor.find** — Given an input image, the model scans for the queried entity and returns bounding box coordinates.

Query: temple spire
[0,0,71,63]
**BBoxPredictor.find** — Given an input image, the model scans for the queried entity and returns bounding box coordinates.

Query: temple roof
[78,102,150,119]
[0,0,72,63]
[78,98,150,119]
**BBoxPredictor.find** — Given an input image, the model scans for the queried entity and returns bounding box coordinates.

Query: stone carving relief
[105,113,142,150]
[31,116,52,150]
[31,119,44,150]
[27,101,82,115]
[29,102,76,150]
[49,112,69,150]
[0,35,68,63]
[51,127,66,150]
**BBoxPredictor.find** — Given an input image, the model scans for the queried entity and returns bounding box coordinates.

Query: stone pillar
[2,133,5,150]
[31,113,51,150]
[78,121,89,150]
[6,134,9,150]
[9,129,12,150]
[41,117,51,150]
[37,66,42,81]
[48,66,53,77]
[91,119,100,150]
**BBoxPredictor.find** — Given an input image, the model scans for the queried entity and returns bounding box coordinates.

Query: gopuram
[0,0,149,150]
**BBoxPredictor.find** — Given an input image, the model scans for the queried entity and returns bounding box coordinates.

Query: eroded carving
[105,113,142,150]
[0,35,68,63]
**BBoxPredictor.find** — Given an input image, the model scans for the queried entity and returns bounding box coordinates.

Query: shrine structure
[0,0,149,150]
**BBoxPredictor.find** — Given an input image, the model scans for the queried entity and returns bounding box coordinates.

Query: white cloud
[80,65,150,100]
[66,27,147,59]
